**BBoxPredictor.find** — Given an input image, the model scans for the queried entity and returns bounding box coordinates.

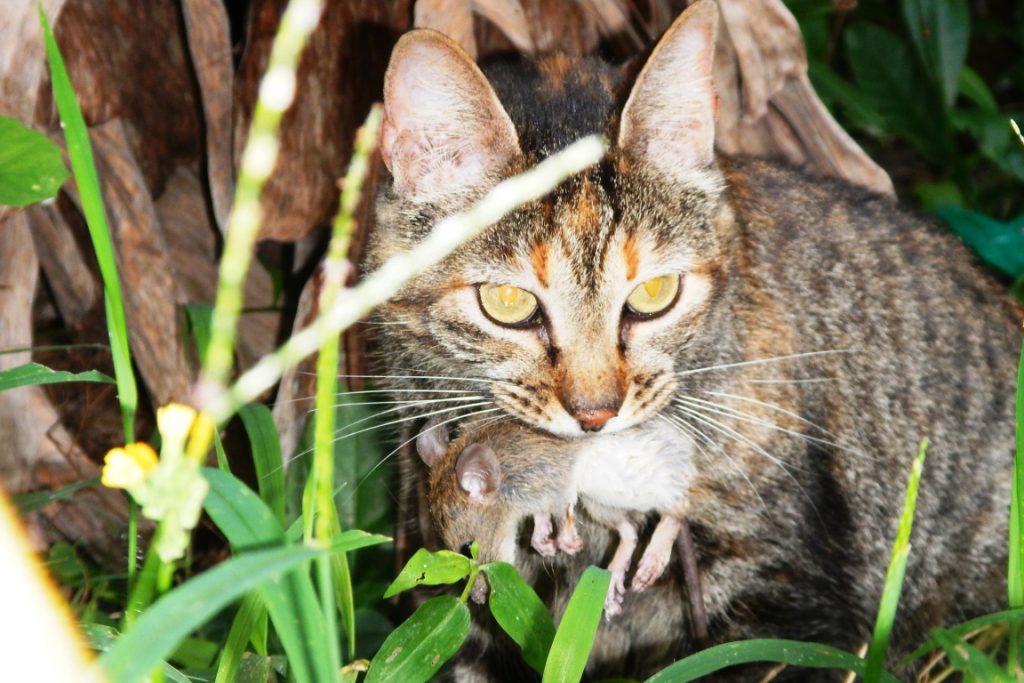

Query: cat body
[365,1,1022,679]
[416,417,690,613]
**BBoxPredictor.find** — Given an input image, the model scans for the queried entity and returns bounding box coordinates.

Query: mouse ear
[416,417,450,469]
[456,443,501,505]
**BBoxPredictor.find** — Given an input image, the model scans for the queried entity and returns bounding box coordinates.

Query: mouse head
[416,419,518,566]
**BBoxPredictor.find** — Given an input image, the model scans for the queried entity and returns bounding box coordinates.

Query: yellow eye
[626,274,680,316]
[478,284,539,325]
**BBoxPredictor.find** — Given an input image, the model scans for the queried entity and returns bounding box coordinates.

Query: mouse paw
[631,550,669,592]
[556,526,584,555]
[604,571,627,618]
[531,513,557,556]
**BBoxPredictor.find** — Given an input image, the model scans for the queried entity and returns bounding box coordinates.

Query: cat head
[368,0,729,438]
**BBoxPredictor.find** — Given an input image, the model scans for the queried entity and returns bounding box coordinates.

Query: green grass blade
[39,7,137,441]
[214,594,267,683]
[930,628,1012,682]
[863,439,928,682]
[0,362,113,392]
[184,303,214,365]
[364,596,471,683]
[483,562,556,674]
[212,427,231,473]
[645,639,900,683]
[0,114,69,206]
[902,608,1024,664]
[99,544,325,682]
[543,566,611,683]
[238,404,286,522]
[1009,337,1024,670]
[12,478,99,514]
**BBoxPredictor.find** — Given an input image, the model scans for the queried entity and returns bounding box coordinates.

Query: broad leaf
[364,596,470,683]
[384,547,472,598]
[845,23,953,165]
[483,562,555,674]
[901,0,969,107]
[543,566,610,683]
[0,115,68,207]
[934,206,1024,278]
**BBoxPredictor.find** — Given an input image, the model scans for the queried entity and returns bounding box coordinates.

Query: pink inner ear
[381,29,520,201]
[456,443,501,504]
[618,0,719,179]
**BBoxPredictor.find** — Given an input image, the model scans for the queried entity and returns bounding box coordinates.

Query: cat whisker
[328,395,486,410]
[331,400,496,444]
[675,395,848,454]
[336,406,504,500]
[659,413,768,513]
[274,387,485,408]
[675,349,856,378]
[742,377,838,385]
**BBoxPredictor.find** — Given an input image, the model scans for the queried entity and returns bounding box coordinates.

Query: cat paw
[631,552,669,592]
[604,572,627,618]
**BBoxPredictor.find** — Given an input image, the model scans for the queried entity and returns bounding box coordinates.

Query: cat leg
[555,506,584,555]
[632,515,683,591]
[531,513,557,556]
[605,517,639,617]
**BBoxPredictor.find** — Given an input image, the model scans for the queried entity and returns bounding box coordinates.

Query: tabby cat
[364,1,1022,679]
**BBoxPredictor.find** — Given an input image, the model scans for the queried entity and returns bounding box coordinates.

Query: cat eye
[478,283,540,326]
[625,274,681,317]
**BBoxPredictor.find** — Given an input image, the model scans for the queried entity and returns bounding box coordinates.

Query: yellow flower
[157,403,198,443]
[101,443,158,489]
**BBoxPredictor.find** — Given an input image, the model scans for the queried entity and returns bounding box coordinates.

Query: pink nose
[574,407,618,432]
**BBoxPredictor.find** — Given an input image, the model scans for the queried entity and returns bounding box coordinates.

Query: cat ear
[381,29,521,202]
[456,444,501,505]
[416,417,449,469]
[618,0,719,182]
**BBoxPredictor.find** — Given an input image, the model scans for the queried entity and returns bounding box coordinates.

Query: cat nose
[574,407,618,432]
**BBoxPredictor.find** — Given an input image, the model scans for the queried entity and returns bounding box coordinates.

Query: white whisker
[676,349,855,378]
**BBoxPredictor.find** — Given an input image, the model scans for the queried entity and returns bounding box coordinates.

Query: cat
[363,0,1023,679]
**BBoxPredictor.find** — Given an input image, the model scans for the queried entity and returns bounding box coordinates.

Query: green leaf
[543,566,611,683]
[913,180,964,211]
[239,403,286,523]
[214,594,267,683]
[384,547,472,598]
[40,7,137,442]
[807,60,886,134]
[0,115,68,207]
[958,66,998,112]
[863,441,927,683]
[845,23,953,165]
[950,109,1024,183]
[483,562,556,674]
[99,544,325,683]
[184,303,214,365]
[364,596,470,683]
[645,639,901,683]
[203,468,284,548]
[0,362,113,393]
[901,610,1024,664]
[13,478,100,515]
[902,0,970,107]
[930,628,1012,682]
[934,206,1024,279]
